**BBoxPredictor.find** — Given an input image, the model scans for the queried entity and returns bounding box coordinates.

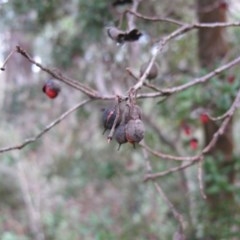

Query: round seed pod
[107,27,126,44]
[140,62,159,80]
[114,124,127,150]
[102,106,121,133]
[124,29,142,42]
[125,119,145,144]
[124,104,142,123]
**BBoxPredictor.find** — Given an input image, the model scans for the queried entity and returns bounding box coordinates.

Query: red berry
[219,1,228,10]
[181,122,191,136]
[190,138,198,150]
[227,75,235,84]
[42,79,60,99]
[200,113,209,124]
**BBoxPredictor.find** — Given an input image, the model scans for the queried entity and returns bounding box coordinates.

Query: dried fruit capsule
[129,104,142,120]
[42,79,61,99]
[124,29,142,42]
[125,119,145,144]
[107,27,126,44]
[112,0,133,7]
[107,27,142,44]
[124,104,142,123]
[140,62,159,80]
[102,106,121,133]
[114,124,127,150]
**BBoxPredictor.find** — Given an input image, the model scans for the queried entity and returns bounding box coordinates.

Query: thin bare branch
[162,56,240,95]
[126,9,240,28]
[143,87,240,181]
[126,9,186,26]
[136,55,240,99]
[140,142,199,161]
[0,48,16,71]
[16,46,99,98]
[144,160,197,181]
[0,99,91,153]
[126,67,164,93]
[131,25,190,93]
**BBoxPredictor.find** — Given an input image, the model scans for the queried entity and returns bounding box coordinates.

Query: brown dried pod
[112,0,133,7]
[107,27,142,44]
[125,119,145,144]
[102,106,121,134]
[124,29,142,42]
[124,104,142,123]
[107,27,126,44]
[140,62,159,80]
[129,104,142,120]
[114,124,127,150]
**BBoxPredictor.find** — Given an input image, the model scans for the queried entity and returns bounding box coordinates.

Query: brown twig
[16,46,99,98]
[131,25,192,93]
[210,92,240,121]
[122,10,240,96]
[125,9,185,26]
[136,54,240,100]
[125,9,240,28]
[0,48,16,71]
[140,142,199,161]
[126,67,164,93]
[0,99,91,153]
[144,160,197,181]
[161,55,240,95]
[143,87,240,181]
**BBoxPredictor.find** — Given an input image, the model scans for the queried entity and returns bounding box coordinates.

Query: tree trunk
[196,0,237,238]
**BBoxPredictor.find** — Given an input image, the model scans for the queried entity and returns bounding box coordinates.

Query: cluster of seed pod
[102,102,145,149]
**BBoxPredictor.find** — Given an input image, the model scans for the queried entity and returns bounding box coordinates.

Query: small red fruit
[227,75,235,84]
[219,1,228,10]
[200,113,209,124]
[42,79,61,99]
[181,122,191,136]
[190,138,198,150]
